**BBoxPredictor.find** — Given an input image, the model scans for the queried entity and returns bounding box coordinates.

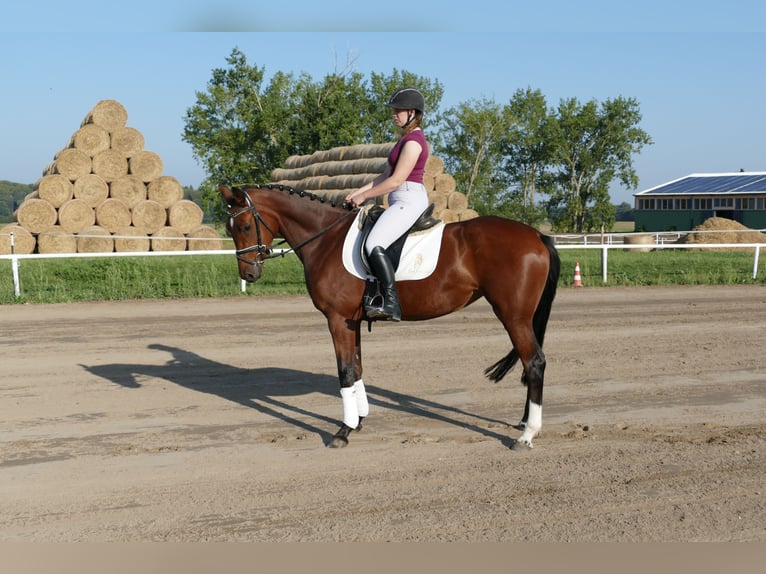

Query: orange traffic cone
[573,262,583,287]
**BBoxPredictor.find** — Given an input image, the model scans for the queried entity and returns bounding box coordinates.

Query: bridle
[226,187,357,269]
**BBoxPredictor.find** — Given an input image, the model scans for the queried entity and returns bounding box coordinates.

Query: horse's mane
[236,183,353,211]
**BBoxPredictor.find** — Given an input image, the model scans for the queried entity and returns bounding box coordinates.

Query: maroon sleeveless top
[388,129,429,184]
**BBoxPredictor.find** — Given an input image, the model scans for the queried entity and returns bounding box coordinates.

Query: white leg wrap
[517,402,542,447]
[340,386,360,429]
[354,379,369,418]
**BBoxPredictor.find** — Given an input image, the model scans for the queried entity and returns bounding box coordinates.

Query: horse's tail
[484,233,560,383]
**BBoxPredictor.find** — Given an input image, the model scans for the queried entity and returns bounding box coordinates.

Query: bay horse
[220,184,560,450]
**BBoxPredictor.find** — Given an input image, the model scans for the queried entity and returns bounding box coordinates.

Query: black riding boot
[365,246,402,322]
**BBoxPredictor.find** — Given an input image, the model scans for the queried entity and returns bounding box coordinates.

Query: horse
[220,183,560,450]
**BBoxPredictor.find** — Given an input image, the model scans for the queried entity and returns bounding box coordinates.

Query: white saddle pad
[342,210,446,281]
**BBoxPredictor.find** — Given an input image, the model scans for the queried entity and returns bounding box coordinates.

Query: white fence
[2,231,763,299]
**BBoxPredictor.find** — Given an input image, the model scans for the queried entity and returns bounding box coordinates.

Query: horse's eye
[242,224,251,232]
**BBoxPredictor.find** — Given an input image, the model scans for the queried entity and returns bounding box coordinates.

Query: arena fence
[1,231,762,298]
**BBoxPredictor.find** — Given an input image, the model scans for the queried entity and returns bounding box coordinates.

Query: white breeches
[365,182,429,254]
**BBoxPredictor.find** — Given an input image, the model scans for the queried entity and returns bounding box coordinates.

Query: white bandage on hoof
[354,379,369,418]
[517,402,542,447]
[340,386,360,429]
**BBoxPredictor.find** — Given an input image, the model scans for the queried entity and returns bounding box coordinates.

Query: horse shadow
[80,343,514,448]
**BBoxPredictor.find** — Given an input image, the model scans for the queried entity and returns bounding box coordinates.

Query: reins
[228,185,358,266]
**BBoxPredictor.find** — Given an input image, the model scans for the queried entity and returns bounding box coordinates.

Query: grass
[1,245,764,304]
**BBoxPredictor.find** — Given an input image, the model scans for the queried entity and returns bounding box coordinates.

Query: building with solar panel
[633,171,766,232]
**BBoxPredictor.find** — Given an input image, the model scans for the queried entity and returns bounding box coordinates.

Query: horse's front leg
[325,313,366,448]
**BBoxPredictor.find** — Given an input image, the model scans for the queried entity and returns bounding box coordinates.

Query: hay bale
[58,198,95,234]
[37,225,77,254]
[0,224,36,255]
[110,175,147,208]
[73,174,109,207]
[439,208,460,224]
[425,155,444,176]
[15,198,58,233]
[682,216,766,251]
[433,173,457,195]
[92,149,128,182]
[427,191,448,214]
[69,124,110,156]
[167,199,204,234]
[129,150,163,182]
[150,226,186,252]
[446,191,468,211]
[147,176,184,208]
[131,199,167,234]
[76,225,114,253]
[458,208,479,221]
[186,225,223,251]
[113,225,150,252]
[37,174,73,208]
[81,99,128,131]
[623,234,655,252]
[109,126,145,157]
[95,198,132,233]
[51,148,92,181]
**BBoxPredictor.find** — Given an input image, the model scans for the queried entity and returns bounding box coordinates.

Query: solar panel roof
[635,172,766,196]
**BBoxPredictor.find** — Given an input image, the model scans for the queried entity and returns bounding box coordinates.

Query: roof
[635,172,766,196]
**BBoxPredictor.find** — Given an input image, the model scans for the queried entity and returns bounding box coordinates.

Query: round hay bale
[15,198,58,233]
[110,175,147,208]
[624,234,655,252]
[92,149,128,182]
[81,99,128,131]
[131,199,167,234]
[23,190,40,201]
[423,173,435,192]
[150,226,187,252]
[57,198,95,234]
[76,225,114,253]
[446,191,468,211]
[427,191,448,213]
[69,124,110,156]
[37,174,73,208]
[113,225,150,252]
[433,173,457,195]
[439,208,460,224]
[458,208,480,221]
[109,126,145,158]
[52,148,92,181]
[425,155,444,176]
[37,225,77,254]
[186,225,223,251]
[129,150,163,182]
[0,224,36,255]
[95,198,132,233]
[147,176,184,208]
[167,199,204,234]
[73,174,109,207]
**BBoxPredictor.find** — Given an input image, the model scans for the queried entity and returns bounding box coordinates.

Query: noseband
[227,191,276,267]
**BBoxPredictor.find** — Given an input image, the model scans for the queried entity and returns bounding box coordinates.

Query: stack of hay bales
[681,217,766,252]
[270,143,478,223]
[2,99,220,255]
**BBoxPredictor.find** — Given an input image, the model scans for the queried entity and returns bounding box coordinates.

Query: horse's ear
[219,185,234,204]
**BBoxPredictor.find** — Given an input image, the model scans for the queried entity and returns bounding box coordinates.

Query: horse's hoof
[328,435,349,448]
[511,440,532,452]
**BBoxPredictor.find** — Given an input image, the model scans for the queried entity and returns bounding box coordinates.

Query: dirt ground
[1,285,765,542]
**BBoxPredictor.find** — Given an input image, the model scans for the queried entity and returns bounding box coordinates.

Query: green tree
[546,96,652,232]
[498,87,556,225]
[435,97,512,217]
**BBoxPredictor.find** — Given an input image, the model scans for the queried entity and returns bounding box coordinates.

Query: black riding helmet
[386,88,425,113]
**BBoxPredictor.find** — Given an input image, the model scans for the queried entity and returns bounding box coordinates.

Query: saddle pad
[342,210,446,281]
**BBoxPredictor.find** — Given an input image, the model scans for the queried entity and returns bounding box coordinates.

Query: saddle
[358,203,441,273]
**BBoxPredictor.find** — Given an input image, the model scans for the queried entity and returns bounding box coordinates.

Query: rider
[345,87,430,322]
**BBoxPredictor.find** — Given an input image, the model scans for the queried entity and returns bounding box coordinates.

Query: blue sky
[2,1,765,205]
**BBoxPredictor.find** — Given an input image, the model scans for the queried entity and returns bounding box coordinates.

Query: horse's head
[220,185,277,283]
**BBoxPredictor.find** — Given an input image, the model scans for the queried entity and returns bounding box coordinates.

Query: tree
[498,87,556,225]
[546,96,652,232]
[435,97,512,217]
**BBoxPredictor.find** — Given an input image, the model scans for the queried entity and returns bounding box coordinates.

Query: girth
[358,203,440,272]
